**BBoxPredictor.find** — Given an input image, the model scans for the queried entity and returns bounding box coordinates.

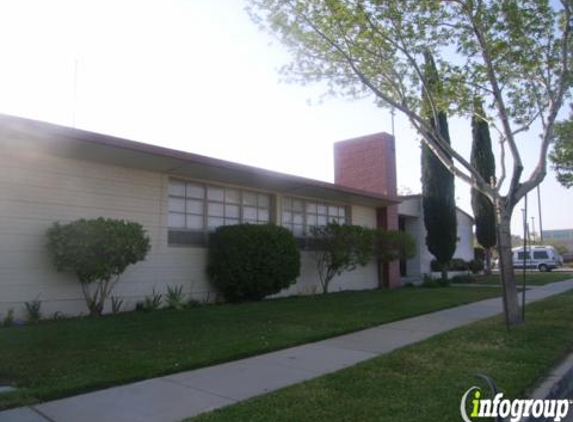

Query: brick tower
[334,132,400,288]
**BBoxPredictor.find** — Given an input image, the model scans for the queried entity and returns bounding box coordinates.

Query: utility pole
[530,216,536,243]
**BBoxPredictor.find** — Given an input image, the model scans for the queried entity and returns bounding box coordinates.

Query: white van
[512,245,563,272]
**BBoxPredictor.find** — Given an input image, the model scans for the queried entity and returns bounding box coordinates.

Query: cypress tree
[421,52,457,279]
[471,98,497,273]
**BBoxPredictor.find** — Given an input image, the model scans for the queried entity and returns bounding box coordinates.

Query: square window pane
[169,197,185,212]
[186,215,203,229]
[257,194,270,208]
[339,207,346,218]
[226,204,240,218]
[292,199,303,212]
[328,206,339,216]
[226,189,240,204]
[293,212,303,225]
[258,208,269,222]
[208,217,225,230]
[168,212,185,228]
[187,184,204,199]
[282,211,292,224]
[243,192,257,206]
[306,203,317,213]
[207,186,224,202]
[208,202,224,217]
[225,218,240,226]
[317,204,327,215]
[317,215,327,226]
[244,206,257,220]
[169,180,186,196]
[293,224,305,237]
[282,197,292,210]
[307,214,317,226]
[187,199,203,214]
[338,217,346,225]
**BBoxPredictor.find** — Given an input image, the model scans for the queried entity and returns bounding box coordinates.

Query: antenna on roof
[72,59,79,128]
[390,106,396,138]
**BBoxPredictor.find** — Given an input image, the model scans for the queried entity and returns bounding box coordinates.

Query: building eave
[0,114,400,208]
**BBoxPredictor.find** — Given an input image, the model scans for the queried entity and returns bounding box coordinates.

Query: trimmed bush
[468,259,484,274]
[451,274,477,284]
[421,274,450,288]
[431,258,470,272]
[430,259,445,272]
[47,218,150,316]
[449,258,469,271]
[208,224,300,302]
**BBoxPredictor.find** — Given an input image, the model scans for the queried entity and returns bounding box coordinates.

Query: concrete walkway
[2,280,573,422]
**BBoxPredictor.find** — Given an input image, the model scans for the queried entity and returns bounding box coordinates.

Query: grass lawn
[0,286,502,410]
[475,271,573,286]
[186,290,573,422]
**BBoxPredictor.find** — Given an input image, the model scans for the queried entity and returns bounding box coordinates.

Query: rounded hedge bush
[207,224,300,302]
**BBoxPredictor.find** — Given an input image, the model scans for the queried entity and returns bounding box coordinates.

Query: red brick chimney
[334,133,401,288]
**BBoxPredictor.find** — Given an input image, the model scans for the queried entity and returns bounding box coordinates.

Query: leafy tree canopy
[248,0,571,204]
[550,104,573,188]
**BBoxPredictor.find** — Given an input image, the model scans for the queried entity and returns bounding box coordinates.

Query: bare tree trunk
[496,202,523,326]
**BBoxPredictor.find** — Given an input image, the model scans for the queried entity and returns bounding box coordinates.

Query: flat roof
[0,114,400,208]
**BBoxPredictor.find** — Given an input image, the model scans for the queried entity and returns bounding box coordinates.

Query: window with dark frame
[281,196,348,238]
[168,179,272,245]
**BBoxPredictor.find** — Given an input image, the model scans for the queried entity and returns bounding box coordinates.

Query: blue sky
[0,0,570,235]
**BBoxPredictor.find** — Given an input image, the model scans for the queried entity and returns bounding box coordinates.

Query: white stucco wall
[0,141,380,318]
[398,196,475,279]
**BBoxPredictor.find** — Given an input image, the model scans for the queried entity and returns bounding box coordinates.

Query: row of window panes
[282,197,347,236]
[168,180,271,231]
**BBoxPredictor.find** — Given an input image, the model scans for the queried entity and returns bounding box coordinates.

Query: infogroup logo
[460,385,572,422]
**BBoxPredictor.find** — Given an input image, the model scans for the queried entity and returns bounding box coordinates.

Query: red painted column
[334,133,401,288]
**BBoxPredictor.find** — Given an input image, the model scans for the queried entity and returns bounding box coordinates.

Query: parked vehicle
[512,245,563,272]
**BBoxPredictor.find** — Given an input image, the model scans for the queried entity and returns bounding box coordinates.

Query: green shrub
[143,289,162,312]
[474,247,485,261]
[430,259,445,272]
[24,300,42,323]
[450,274,477,284]
[308,222,374,294]
[430,258,469,272]
[208,224,300,302]
[185,299,202,309]
[47,218,150,317]
[421,274,450,288]
[468,258,485,274]
[2,309,14,327]
[450,258,469,271]
[373,230,416,288]
[166,285,185,310]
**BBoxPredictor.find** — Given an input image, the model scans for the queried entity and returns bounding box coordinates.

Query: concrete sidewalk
[2,280,573,422]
